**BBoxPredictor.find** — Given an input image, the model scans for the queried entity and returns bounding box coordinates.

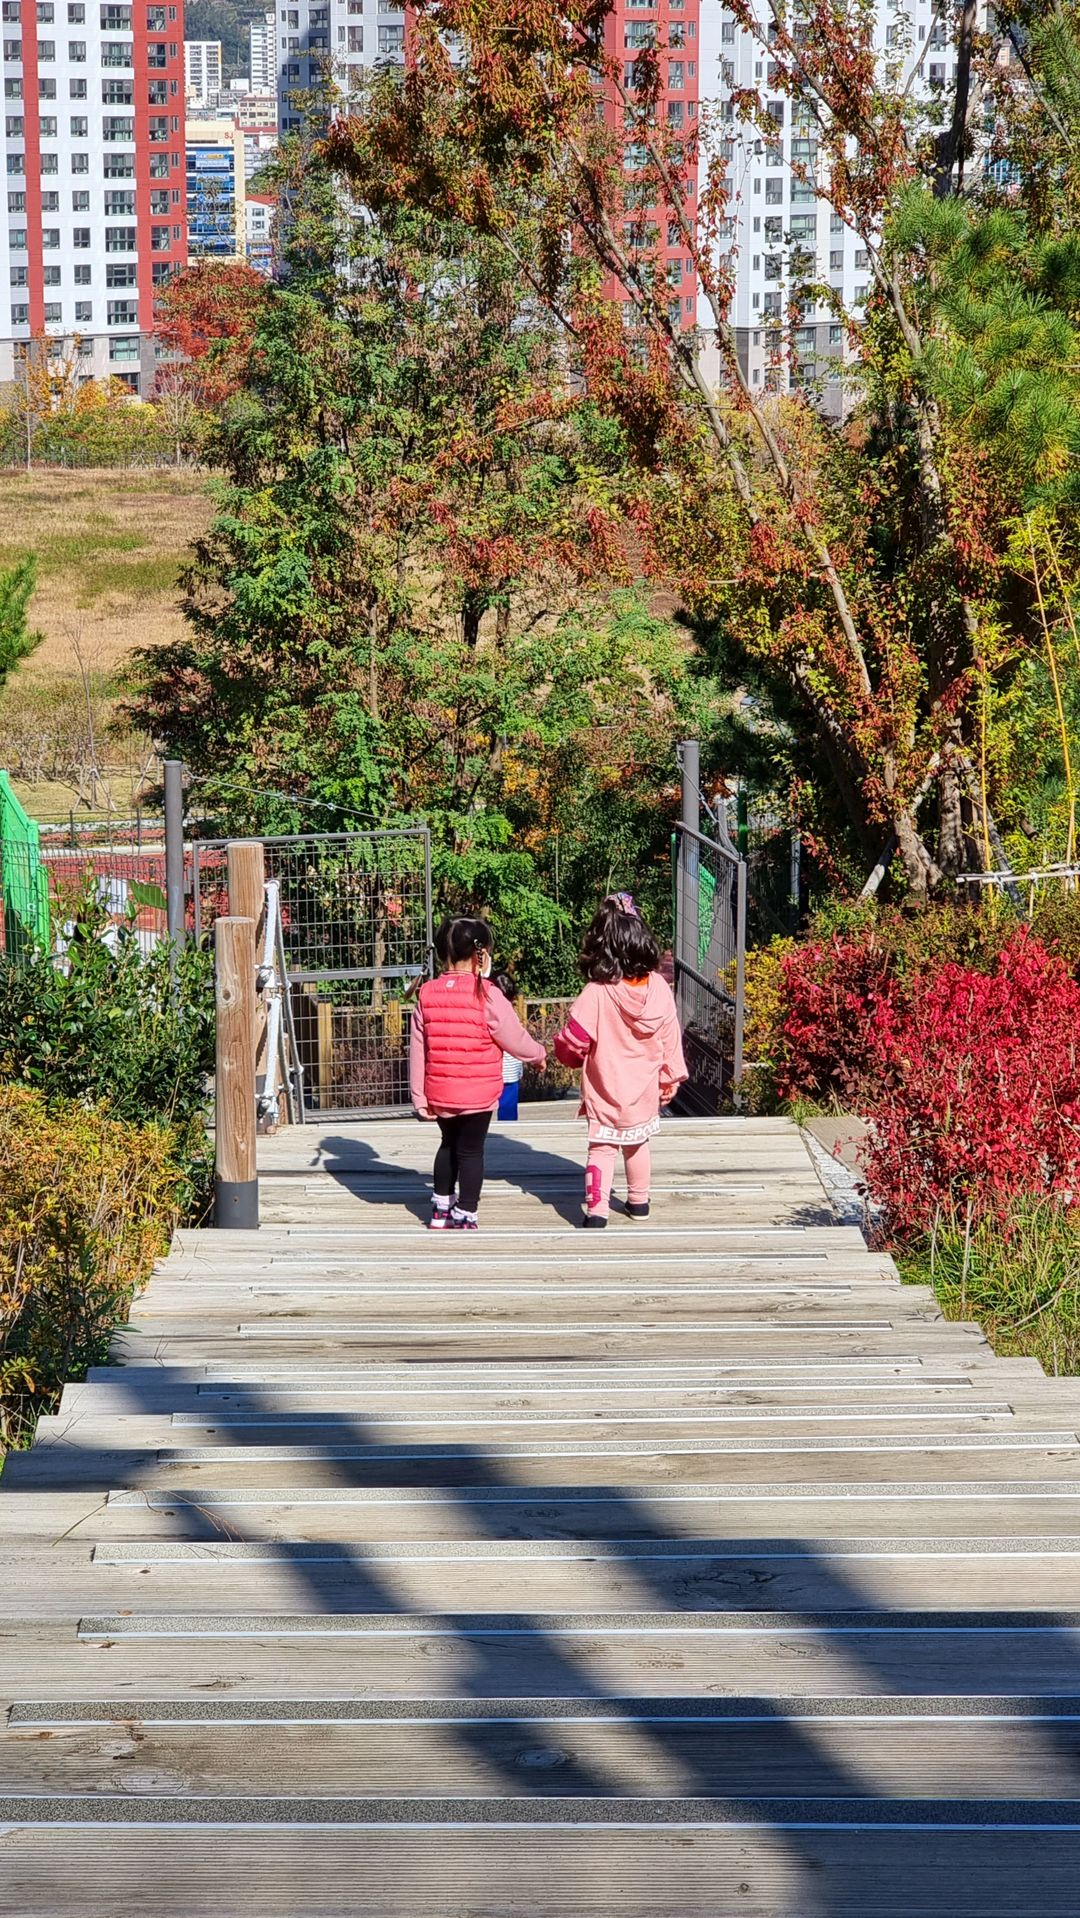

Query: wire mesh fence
[193,830,434,1117]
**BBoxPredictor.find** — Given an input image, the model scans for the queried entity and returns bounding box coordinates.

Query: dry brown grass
[0,466,212,675]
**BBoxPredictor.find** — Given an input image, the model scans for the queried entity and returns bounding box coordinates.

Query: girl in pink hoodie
[410,916,547,1230]
[554,894,687,1229]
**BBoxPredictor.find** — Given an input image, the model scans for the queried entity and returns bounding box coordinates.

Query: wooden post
[317,999,334,1112]
[214,915,258,1229]
[227,840,268,1113]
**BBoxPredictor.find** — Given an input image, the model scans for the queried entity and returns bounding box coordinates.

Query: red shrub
[777,929,899,1104]
[861,932,1080,1241]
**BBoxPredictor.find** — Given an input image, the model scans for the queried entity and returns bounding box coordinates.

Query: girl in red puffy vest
[409,917,547,1230]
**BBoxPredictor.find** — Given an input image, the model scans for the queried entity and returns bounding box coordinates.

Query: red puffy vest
[418,975,503,1111]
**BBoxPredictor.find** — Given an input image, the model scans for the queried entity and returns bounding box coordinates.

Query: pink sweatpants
[585,1141,651,1218]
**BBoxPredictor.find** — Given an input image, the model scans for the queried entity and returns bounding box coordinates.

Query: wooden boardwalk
[4,1109,1080,1913]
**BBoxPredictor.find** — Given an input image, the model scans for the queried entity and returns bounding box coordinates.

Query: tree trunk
[936,747,967,877]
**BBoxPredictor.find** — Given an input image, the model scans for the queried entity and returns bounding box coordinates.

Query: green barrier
[0,772,51,957]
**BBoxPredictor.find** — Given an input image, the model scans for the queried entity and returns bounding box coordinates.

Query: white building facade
[183,35,220,106]
[696,1,995,411]
[248,9,274,93]
[276,0,405,132]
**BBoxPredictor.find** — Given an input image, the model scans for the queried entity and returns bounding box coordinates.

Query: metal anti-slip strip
[13,1694,1080,1728]
[103,1479,1080,1507]
[3,1795,1080,1829]
[88,1537,1080,1565]
[153,1432,1076,1461]
[75,1608,1080,1638]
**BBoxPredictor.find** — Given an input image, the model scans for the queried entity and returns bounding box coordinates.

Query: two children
[410,896,686,1230]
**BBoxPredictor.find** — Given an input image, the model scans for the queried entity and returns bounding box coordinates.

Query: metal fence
[673,819,746,1111]
[192,829,433,1118]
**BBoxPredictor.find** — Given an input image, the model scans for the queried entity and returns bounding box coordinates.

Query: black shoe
[580,1214,608,1229]
[626,1201,650,1220]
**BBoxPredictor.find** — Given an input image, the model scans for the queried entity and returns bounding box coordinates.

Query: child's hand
[415,1105,434,1122]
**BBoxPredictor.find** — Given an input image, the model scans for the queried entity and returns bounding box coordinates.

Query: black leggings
[434,1110,493,1214]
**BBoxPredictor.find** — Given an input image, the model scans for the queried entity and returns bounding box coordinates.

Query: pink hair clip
[613,891,638,917]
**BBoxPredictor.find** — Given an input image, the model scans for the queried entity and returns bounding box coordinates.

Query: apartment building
[183,33,219,106]
[248,8,274,93]
[695,0,998,409]
[0,0,187,396]
[276,0,405,132]
[605,0,701,332]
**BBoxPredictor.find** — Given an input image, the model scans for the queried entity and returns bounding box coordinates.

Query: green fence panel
[0,772,51,958]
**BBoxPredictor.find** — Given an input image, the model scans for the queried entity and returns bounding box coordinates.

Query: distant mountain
[185,0,256,81]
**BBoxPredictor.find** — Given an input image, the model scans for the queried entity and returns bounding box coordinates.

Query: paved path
[3,1111,1080,1914]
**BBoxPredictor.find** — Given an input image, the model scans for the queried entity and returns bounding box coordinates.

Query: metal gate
[673,817,746,1111]
[192,828,433,1117]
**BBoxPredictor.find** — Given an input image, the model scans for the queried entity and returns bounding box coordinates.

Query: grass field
[0,466,213,675]
[0,467,214,816]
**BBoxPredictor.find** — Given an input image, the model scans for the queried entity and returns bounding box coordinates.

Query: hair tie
[614,891,638,917]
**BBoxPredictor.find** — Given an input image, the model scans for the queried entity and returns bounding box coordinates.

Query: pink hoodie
[555,974,687,1139]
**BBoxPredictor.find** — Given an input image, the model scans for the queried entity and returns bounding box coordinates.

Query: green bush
[0,1085,188,1444]
[0,884,214,1207]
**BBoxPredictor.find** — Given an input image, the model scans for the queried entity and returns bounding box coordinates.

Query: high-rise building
[277,0,406,133]
[603,0,701,332]
[183,35,220,106]
[185,116,245,256]
[695,1,1003,411]
[248,9,275,94]
[0,0,187,397]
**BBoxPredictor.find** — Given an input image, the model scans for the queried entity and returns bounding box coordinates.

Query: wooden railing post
[227,840,267,1095]
[214,915,258,1229]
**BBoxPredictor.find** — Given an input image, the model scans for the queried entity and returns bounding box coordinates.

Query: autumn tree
[325,0,1080,892]
[154,259,269,407]
[130,132,710,977]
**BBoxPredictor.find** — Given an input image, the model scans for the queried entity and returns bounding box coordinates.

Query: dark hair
[435,916,494,997]
[493,971,516,1001]
[579,894,661,984]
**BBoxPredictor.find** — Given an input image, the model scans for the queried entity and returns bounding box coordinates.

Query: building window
[41,189,59,210]
[104,153,135,176]
[69,76,86,95]
[72,224,90,245]
[38,39,55,58]
[149,187,169,213]
[75,300,91,321]
[107,298,138,323]
[4,115,21,136]
[147,38,165,62]
[102,113,134,139]
[73,261,90,283]
[71,151,89,171]
[68,35,85,54]
[151,259,171,283]
[6,191,25,212]
[667,59,683,87]
[4,78,22,97]
[854,247,869,269]
[148,153,168,177]
[104,188,135,212]
[101,2,132,19]
[109,333,140,359]
[0,1,18,17]
[68,2,85,17]
[70,114,89,134]
[624,21,655,47]
[10,304,29,325]
[2,39,22,58]
[148,113,168,139]
[9,263,27,285]
[39,77,57,98]
[102,78,134,102]
[765,178,783,206]
[42,227,60,248]
[105,224,136,250]
[8,229,26,249]
[44,301,62,322]
[376,21,402,54]
[101,36,132,61]
[106,260,136,285]
[829,248,843,270]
